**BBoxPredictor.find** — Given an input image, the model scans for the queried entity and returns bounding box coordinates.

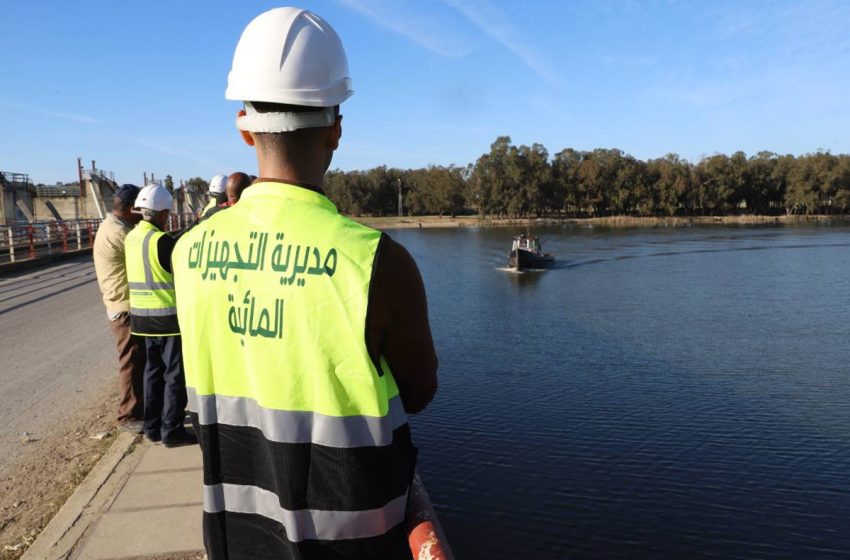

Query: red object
[60,222,68,252]
[406,472,453,560]
[27,225,35,258]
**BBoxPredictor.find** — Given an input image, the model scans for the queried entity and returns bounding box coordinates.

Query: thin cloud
[442,0,559,86]
[35,109,99,124]
[0,98,98,124]
[336,0,472,57]
[134,137,222,169]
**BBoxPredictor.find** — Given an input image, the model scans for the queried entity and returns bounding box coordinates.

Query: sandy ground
[0,385,117,558]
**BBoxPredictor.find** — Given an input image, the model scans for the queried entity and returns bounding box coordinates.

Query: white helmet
[225,7,353,133]
[134,184,173,212]
[209,174,227,194]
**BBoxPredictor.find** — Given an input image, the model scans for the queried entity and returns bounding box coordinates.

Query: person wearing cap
[200,174,228,219]
[93,185,146,433]
[126,184,196,448]
[173,8,437,558]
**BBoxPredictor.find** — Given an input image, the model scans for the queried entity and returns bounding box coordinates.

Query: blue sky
[2,0,849,185]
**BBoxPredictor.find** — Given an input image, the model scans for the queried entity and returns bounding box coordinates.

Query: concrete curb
[22,431,138,560]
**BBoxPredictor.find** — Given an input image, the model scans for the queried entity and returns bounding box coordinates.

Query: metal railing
[84,169,116,184]
[0,213,196,265]
[0,220,101,264]
[34,185,79,197]
[0,171,35,193]
[167,212,196,231]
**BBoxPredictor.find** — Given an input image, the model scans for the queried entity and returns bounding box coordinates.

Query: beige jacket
[93,213,132,314]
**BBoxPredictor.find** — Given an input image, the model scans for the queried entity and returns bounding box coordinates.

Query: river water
[396,223,850,559]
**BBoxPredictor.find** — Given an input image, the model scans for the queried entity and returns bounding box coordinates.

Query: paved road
[0,256,114,475]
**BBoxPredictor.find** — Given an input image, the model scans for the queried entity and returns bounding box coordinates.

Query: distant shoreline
[356,214,850,230]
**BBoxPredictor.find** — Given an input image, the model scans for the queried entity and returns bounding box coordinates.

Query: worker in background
[93,184,145,433]
[173,8,437,558]
[200,171,252,221]
[126,184,196,448]
[226,171,251,204]
[199,174,227,219]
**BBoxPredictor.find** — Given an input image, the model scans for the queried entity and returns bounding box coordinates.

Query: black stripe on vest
[130,314,180,336]
[190,413,418,512]
[203,510,413,560]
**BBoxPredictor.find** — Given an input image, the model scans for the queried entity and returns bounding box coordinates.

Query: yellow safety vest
[173,182,415,557]
[125,220,179,336]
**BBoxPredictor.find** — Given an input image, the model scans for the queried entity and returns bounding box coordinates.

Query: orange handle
[406,472,454,560]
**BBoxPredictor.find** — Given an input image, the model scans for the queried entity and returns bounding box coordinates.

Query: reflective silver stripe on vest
[142,230,157,287]
[130,306,178,316]
[187,387,407,448]
[139,229,174,291]
[128,281,175,290]
[203,483,407,542]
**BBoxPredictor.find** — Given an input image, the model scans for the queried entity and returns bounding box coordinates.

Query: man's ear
[237,109,255,146]
[328,114,342,150]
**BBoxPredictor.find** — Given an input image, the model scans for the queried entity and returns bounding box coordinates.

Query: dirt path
[0,384,118,558]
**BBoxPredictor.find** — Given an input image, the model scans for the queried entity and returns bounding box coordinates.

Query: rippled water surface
[395,223,850,559]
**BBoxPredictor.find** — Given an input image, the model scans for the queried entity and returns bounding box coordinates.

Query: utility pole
[397,178,402,218]
[144,172,148,185]
[77,157,85,197]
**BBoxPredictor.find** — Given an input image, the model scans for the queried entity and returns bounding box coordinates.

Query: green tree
[184,177,208,193]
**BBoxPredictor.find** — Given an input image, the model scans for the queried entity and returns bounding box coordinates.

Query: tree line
[322,136,850,218]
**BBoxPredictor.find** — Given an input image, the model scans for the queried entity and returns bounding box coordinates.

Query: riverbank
[356,214,850,230]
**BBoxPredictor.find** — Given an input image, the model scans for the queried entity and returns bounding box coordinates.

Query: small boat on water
[507,233,554,271]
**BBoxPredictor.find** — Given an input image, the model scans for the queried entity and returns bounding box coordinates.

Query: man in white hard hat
[173,7,437,559]
[126,184,196,448]
[200,174,228,219]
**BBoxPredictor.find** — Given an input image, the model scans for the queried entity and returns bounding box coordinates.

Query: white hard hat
[134,184,173,212]
[209,174,227,194]
[225,7,353,132]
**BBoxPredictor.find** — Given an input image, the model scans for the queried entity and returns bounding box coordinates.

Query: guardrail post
[86,222,94,247]
[45,224,52,255]
[28,225,35,259]
[8,228,15,263]
[76,222,82,250]
[61,223,68,253]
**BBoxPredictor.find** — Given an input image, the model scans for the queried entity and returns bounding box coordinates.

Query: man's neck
[257,155,325,189]
[143,218,163,231]
[111,211,132,227]
[254,177,325,195]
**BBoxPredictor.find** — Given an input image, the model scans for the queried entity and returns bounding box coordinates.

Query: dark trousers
[108,313,145,422]
[143,335,188,440]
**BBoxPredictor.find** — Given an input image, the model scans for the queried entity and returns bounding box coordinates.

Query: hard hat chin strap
[236,102,335,133]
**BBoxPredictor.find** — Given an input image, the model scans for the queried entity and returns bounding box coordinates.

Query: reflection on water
[389,223,850,559]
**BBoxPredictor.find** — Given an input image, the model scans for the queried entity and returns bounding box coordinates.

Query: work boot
[117,419,144,434]
[163,428,198,448]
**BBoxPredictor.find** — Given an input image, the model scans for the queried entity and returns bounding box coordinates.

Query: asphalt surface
[0,256,114,476]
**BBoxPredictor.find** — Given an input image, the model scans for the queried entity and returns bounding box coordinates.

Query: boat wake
[496,266,547,274]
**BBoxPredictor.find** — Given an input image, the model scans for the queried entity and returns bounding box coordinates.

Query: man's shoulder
[95,216,128,245]
[374,235,420,280]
